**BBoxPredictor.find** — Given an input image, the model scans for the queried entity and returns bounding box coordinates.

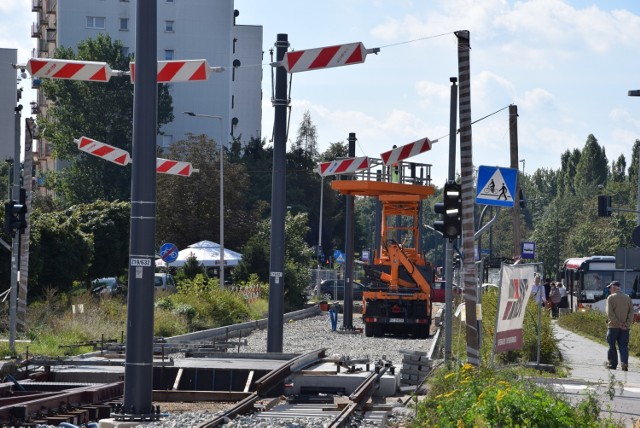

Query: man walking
[605,281,634,371]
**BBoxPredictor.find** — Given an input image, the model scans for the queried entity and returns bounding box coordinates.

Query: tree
[156,134,253,251]
[293,110,319,157]
[38,33,173,205]
[611,154,626,183]
[574,134,608,197]
[233,211,314,311]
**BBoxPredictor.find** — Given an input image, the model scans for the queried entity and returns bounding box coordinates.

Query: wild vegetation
[413,290,625,427]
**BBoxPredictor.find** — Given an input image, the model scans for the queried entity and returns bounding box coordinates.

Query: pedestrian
[548,282,562,318]
[531,274,547,307]
[558,281,568,310]
[329,301,339,332]
[605,281,634,371]
[543,277,551,304]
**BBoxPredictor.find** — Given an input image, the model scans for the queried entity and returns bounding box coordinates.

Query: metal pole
[182,113,224,283]
[9,107,21,353]
[343,132,356,329]
[629,90,640,225]
[267,34,289,353]
[318,176,324,270]
[444,77,457,362]
[123,0,157,416]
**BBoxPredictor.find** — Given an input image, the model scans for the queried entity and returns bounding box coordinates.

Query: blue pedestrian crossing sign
[476,166,518,207]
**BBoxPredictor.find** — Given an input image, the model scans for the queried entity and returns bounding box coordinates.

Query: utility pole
[444,77,457,362]
[267,34,289,353]
[8,105,21,353]
[455,30,479,367]
[509,105,521,259]
[343,132,356,330]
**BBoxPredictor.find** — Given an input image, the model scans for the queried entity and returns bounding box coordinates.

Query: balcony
[38,40,48,55]
[31,22,41,38]
[46,27,56,43]
[45,0,56,14]
[32,0,42,12]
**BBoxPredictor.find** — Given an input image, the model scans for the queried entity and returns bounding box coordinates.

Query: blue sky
[3,0,640,185]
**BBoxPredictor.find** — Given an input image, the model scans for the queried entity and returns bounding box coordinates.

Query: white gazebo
[155,240,242,268]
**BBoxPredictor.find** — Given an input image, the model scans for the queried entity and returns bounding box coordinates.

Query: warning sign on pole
[318,157,369,177]
[130,59,224,83]
[26,58,119,82]
[380,137,433,166]
[279,42,379,73]
[475,166,518,207]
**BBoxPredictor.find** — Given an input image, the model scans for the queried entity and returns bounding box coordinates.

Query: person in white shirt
[531,274,547,307]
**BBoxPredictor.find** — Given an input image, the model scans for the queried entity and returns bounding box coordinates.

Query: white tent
[155,240,242,268]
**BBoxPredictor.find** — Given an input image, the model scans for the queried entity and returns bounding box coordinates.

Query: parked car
[314,279,366,300]
[154,273,177,292]
[431,280,463,303]
[91,277,126,297]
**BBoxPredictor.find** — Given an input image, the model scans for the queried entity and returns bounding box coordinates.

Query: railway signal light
[598,195,612,217]
[4,200,27,235]
[434,181,462,239]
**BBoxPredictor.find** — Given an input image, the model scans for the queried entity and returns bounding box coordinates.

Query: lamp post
[629,90,640,226]
[183,112,225,285]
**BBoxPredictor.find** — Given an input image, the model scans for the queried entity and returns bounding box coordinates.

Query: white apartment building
[31,0,263,174]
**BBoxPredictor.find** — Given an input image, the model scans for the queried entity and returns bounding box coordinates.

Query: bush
[415,364,618,427]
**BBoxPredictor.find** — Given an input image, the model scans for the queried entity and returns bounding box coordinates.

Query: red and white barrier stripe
[380,137,433,166]
[281,42,378,73]
[27,59,117,82]
[76,136,131,165]
[130,59,224,83]
[75,136,196,176]
[318,156,369,177]
[156,158,195,177]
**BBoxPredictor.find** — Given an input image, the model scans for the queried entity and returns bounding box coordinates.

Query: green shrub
[414,364,620,427]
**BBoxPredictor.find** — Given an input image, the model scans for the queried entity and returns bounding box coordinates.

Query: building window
[166,0,174,3]
[165,20,174,32]
[164,50,174,60]
[160,135,173,149]
[122,46,130,57]
[119,18,129,31]
[86,16,106,29]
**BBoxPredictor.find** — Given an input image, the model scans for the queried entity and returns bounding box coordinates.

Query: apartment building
[31,0,263,179]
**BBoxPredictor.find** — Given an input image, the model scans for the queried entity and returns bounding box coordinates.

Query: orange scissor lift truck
[331,162,436,338]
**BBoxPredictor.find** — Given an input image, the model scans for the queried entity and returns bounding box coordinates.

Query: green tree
[293,110,318,157]
[611,154,626,183]
[156,134,253,251]
[558,149,581,197]
[574,134,608,197]
[233,211,314,311]
[38,33,173,205]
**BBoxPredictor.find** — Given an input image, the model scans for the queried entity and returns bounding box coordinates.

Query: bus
[562,255,640,313]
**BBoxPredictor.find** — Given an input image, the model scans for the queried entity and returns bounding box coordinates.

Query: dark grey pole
[444,77,457,362]
[343,132,356,329]
[267,34,289,353]
[122,0,157,416]
[9,107,21,353]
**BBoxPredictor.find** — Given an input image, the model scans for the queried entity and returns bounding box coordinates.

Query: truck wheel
[365,322,374,337]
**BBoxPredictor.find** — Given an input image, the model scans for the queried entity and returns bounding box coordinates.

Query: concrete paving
[552,322,640,427]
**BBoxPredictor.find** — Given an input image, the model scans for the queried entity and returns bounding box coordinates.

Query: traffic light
[597,195,611,217]
[4,199,27,236]
[434,181,462,239]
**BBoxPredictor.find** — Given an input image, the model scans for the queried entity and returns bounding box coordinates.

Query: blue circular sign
[159,243,179,263]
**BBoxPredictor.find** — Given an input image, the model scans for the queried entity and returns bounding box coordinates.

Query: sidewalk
[553,322,640,427]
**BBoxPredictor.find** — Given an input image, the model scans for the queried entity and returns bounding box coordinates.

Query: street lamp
[519,159,525,176]
[628,90,640,225]
[183,112,225,286]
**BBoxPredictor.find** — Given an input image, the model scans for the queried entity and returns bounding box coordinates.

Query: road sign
[279,42,379,73]
[130,59,224,83]
[475,166,518,207]
[380,137,433,166]
[521,241,536,259]
[318,157,369,177]
[159,243,179,263]
[76,137,131,166]
[26,58,118,82]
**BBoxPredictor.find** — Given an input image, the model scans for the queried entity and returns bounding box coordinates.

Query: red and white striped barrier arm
[156,158,197,177]
[26,58,121,82]
[380,137,434,166]
[75,136,131,165]
[279,42,379,73]
[130,59,224,83]
[318,156,369,177]
[75,136,197,176]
